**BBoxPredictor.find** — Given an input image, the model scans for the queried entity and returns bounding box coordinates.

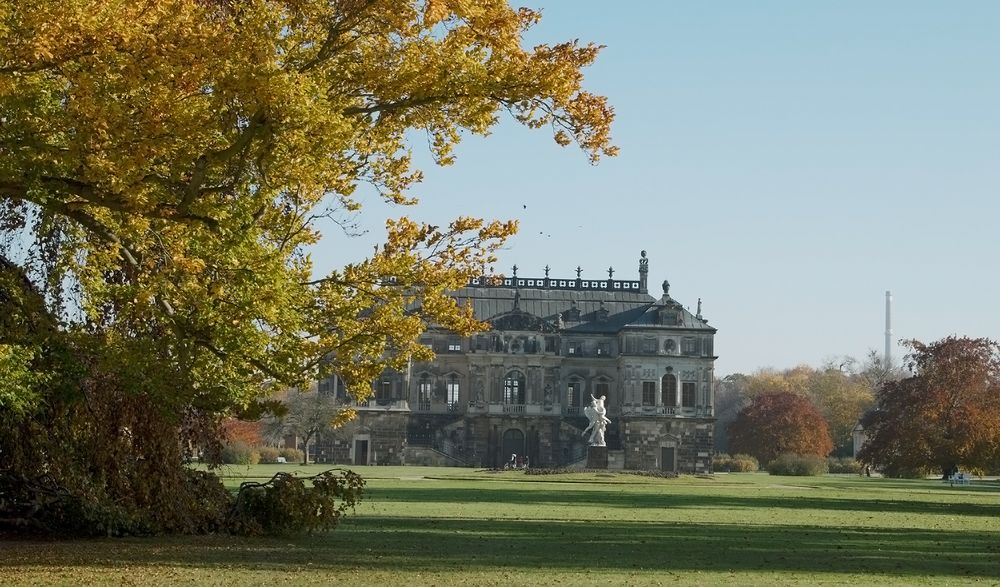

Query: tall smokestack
[885,290,892,367]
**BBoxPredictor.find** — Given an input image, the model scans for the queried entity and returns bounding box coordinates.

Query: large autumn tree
[0,0,615,534]
[858,337,1000,477]
[728,391,834,465]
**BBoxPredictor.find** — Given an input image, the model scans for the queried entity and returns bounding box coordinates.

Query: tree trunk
[302,430,314,465]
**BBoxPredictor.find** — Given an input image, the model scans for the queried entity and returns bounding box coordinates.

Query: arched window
[504,371,525,404]
[662,373,678,406]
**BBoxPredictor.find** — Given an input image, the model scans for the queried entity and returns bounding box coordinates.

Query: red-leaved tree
[728,391,833,465]
[858,337,1000,477]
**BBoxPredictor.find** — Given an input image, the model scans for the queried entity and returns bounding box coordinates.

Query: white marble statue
[582,394,611,447]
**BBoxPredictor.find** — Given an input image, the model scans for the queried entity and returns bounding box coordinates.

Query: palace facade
[313,251,717,472]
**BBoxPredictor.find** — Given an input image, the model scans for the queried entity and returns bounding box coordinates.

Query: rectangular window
[335,377,347,400]
[418,379,432,402]
[447,379,460,406]
[681,337,699,356]
[376,380,392,405]
[476,336,489,351]
[596,342,610,356]
[595,382,610,399]
[642,381,656,406]
[624,336,638,354]
[567,341,579,355]
[447,338,462,352]
[545,336,558,353]
[642,338,657,354]
[703,338,714,356]
[682,382,696,407]
[567,381,582,407]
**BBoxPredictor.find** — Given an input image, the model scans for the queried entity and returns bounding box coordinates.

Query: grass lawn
[2,466,998,586]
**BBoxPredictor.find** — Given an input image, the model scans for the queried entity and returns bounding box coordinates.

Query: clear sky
[312,1,1000,376]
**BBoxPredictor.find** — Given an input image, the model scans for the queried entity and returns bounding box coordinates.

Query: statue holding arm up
[582,394,611,447]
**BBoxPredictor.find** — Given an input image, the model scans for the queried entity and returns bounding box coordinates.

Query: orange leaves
[860,337,1000,475]
[729,391,834,465]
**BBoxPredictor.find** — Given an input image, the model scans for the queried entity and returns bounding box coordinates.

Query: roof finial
[512,264,518,278]
[662,279,670,296]
[544,264,550,278]
[696,297,703,319]
[607,266,614,279]
[576,265,582,278]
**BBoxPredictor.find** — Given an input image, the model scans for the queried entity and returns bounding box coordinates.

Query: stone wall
[622,417,714,472]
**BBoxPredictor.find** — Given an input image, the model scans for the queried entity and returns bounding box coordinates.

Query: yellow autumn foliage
[0,0,615,412]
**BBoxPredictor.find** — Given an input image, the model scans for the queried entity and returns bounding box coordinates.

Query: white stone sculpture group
[582,394,611,447]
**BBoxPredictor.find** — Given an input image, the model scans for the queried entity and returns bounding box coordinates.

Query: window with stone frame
[681,382,696,407]
[446,374,460,408]
[447,337,462,352]
[661,373,678,406]
[544,336,558,353]
[681,337,700,356]
[642,381,656,406]
[567,340,582,356]
[596,341,611,356]
[335,376,347,400]
[376,379,393,405]
[503,371,525,404]
[567,379,582,407]
[418,374,433,410]
[642,338,657,354]
[703,337,714,356]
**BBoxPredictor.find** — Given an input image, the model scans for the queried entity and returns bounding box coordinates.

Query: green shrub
[228,469,366,535]
[279,447,304,463]
[221,441,260,465]
[713,453,759,472]
[827,457,862,474]
[258,447,281,464]
[766,453,828,476]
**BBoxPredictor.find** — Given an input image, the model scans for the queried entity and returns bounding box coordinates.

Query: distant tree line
[715,338,1000,477]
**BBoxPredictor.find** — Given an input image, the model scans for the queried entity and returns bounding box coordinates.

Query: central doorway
[501,428,525,462]
[354,440,369,465]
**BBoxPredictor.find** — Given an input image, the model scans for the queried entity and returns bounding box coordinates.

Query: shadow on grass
[3,517,998,579]
[365,485,1000,519]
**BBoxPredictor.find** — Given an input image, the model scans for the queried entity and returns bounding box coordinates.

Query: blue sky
[313,1,1000,375]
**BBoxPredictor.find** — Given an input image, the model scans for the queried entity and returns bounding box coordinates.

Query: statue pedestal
[586,446,608,469]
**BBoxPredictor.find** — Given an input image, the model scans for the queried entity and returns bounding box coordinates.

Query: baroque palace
[314,251,717,472]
